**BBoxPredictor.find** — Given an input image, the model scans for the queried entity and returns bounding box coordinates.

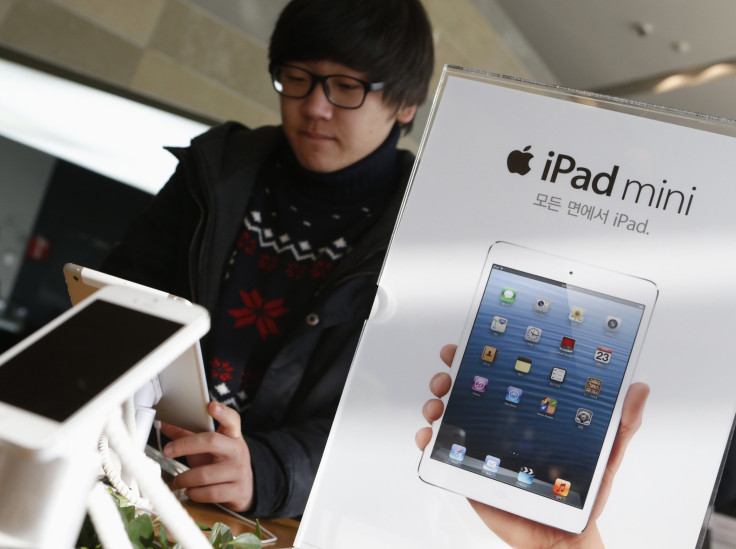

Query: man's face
[279,60,416,173]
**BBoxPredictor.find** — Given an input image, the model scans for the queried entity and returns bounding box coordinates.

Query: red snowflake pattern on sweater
[257,253,279,272]
[228,288,289,339]
[311,260,334,279]
[285,261,309,279]
[211,357,234,381]
[236,231,258,255]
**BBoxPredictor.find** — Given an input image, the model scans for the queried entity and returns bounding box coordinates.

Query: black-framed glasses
[270,64,385,109]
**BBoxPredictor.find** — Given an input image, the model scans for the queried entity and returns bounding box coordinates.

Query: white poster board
[295,66,736,548]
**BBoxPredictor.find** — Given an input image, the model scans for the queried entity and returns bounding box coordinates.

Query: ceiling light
[653,62,736,93]
[0,57,210,195]
[634,22,654,37]
[672,41,691,54]
[593,58,736,98]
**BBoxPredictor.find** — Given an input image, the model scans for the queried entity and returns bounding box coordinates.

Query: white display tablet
[0,285,210,454]
[417,241,658,534]
[63,263,214,434]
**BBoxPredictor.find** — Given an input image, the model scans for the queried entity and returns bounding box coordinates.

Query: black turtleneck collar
[275,123,402,205]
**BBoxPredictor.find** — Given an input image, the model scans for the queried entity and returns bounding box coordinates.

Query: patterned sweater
[207,125,401,412]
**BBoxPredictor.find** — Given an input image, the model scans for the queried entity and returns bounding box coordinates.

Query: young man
[102,0,434,518]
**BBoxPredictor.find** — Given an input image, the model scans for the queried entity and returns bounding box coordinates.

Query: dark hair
[269,0,434,113]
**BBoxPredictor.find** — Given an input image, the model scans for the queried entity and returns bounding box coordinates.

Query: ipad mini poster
[296,68,736,548]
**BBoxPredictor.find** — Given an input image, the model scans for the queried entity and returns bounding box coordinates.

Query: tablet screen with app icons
[418,242,657,533]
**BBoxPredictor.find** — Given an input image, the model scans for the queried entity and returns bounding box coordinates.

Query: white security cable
[99,381,163,508]
[98,434,152,509]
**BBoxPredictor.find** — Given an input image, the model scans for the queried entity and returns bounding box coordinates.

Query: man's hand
[416,344,650,549]
[161,400,254,512]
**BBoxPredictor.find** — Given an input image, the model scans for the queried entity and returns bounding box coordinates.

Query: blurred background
[3,0,733,150]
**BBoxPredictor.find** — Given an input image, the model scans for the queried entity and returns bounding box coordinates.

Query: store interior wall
[0,0,542,151]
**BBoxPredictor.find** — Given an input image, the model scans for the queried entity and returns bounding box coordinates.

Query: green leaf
[119,504,137,523]
[225,532,262,548]
[110,490,129,507]
[209,529,223,549]
[254,520,262,541]
[208,522,235,547]
[213,522,234,542]
[158,522,170,549]
[125,513,156,549]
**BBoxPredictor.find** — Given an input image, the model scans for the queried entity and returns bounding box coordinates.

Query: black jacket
[102,122,414,517]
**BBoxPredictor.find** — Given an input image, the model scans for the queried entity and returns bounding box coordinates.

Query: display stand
[295,66,736,548]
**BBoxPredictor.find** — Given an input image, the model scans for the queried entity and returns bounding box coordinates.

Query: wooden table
[183,498,299,548]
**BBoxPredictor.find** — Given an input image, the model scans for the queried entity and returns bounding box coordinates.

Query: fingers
[429,371,452,398]
[159,401,254,512]
[590,382,650,522]
[172,461,234,490]
[415,426,432,450]
[209,401,242,439]
[163,402,243,458]
[163,430,220,460]
[620,382,650,434]
[183,484,249,510]
[607,382,650,475]
[171,458,253,511]
[422,397,444,424]
[439,344,457,367]
[416,345,456,451]
[159,421,193,441]
[416,396,445,449]
[160,401,242,451]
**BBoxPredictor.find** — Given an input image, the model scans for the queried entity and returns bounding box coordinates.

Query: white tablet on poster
[417,241,657,534]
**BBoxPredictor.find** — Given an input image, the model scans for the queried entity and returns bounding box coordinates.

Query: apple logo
[507,145,533,175]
